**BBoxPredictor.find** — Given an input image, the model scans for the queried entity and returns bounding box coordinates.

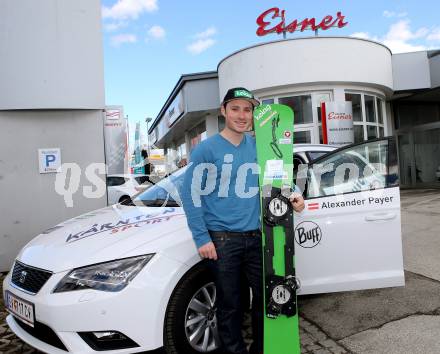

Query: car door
[294,138,405,295]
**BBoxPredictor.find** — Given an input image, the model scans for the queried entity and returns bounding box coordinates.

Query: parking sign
[38,148,61,173]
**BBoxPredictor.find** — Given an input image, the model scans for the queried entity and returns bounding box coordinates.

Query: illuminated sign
[256,8,348,36]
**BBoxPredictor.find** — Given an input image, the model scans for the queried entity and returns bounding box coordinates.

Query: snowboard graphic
[253,104,300,354]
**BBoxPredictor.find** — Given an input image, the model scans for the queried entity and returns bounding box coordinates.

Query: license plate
[5,290,35,327]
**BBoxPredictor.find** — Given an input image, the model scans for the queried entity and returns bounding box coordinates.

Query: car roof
[107,174,148,178]
[293,143,338,153]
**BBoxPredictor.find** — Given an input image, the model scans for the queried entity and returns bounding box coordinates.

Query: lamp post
[145,117,153,155]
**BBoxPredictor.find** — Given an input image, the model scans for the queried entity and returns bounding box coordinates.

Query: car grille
[13,316,68,352]
[11,261,52,294]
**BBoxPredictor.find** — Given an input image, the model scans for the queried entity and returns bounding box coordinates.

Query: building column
[205,113,219,137]
[185,131,192,161]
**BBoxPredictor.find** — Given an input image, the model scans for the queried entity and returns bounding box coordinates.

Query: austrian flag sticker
[308,202,319,211]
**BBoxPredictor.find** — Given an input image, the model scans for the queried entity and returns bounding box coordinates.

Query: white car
[107,174,151,205]
[3,138,404,354]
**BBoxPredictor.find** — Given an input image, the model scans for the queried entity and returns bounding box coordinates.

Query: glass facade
[395,100,440,187]
[345,93,362,122]
[345,92,386,143]
[294,130,312,144]
[260,90,387,145]
[189,121,207,148]
[279,95,313,124]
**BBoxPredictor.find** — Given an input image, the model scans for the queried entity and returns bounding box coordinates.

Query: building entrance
[398,127,440,188]
[394,97,440,189]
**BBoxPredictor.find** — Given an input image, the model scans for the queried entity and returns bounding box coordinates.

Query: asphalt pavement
[1,188,440,353]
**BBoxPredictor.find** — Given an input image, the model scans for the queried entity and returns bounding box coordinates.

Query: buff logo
[235,90,253,99]
[255,105,272,121]
[294,221,322,248]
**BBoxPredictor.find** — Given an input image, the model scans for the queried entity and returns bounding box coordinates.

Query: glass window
[294,130,312,144]
[189,122,206,148]
[365,95,376,123]
[345,93,362,122]
[279,95,313,124]
[413,128,440,184]
[307,139,390,198]
[106,176,126,187]
[367,125,377,140]
[134,167,186,207]
[379,126,384,138]
[218,116,225,131]
[396,103,440,128]
[398,134,412,186]
[307,151,329,161]
[354,125,364,143]
[316,93,331,123]
[134,176,150,185]
[262,98,274,105]
[176,140,187,168]
[376,98,384,124]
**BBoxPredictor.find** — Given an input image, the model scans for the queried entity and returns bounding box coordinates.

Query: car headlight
[53,254,154,293]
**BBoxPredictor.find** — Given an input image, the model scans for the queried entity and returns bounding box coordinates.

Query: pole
[145,117,153,155]
[146,121,150,155]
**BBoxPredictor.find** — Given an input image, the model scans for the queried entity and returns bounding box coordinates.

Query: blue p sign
[45,154,56,167]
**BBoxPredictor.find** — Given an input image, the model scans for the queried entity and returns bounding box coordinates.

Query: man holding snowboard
[182,87,304,354]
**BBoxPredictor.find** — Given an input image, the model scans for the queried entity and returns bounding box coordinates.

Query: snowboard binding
[266,275,300,318]
[262,185,300,318]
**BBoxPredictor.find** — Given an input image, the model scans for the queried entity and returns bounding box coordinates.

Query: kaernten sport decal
[65,208,184,243]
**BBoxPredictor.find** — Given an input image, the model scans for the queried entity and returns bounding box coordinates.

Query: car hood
[16,205,187,273]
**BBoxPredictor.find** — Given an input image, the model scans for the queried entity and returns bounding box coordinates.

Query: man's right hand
[198,241,218,260]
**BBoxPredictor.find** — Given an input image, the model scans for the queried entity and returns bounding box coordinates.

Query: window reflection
[308,140,390,198]
[294,131,312,144]
[367,125,377,140]
[345,93,362,122]
[279,95,313,124]
[365,95,376,123]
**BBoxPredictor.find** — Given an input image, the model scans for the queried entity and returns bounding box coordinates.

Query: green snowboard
[253,104,300,354]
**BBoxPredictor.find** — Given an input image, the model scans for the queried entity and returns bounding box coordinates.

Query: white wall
[0,0,105,109]
[184,78,220,112]
[0,110,107,271]
[392,51,431,91]
[218,37,393,100]
[0,0,106,271]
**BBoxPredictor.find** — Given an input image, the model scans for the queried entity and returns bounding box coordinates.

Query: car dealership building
[149,36,440,189]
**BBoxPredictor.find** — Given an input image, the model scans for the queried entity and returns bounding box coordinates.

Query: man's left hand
[289,192,305,213]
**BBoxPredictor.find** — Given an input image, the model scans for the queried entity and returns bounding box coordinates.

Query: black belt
[208,229,261,238]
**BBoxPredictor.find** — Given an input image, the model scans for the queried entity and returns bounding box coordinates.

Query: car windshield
[133,167,186,207]
[307,151,330,161]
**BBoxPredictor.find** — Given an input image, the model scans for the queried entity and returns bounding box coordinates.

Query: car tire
[164,263,222,354]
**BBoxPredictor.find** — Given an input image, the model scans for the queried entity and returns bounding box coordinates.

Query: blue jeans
[208,231,263,354]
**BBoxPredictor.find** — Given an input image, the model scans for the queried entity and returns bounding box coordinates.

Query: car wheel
[164,264,221,354]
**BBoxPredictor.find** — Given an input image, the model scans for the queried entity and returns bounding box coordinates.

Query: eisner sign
[256,8,348,36]
[321,102,354,147]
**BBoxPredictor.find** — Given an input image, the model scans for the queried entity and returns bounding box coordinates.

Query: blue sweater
[181,133,261,248]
